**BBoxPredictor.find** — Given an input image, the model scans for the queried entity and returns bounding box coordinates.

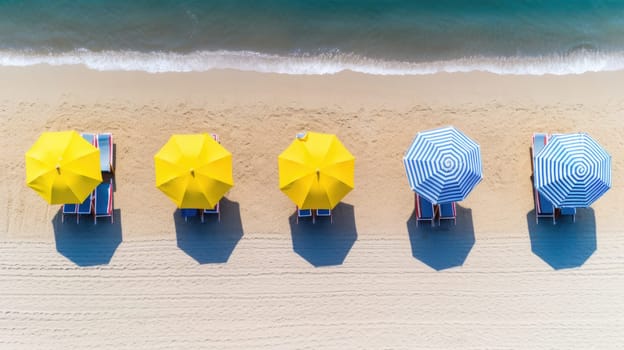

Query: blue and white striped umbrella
[403,126,482,204]
[534,133,611,208]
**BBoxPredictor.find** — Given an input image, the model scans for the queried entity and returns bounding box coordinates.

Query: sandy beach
[1,66,624,348]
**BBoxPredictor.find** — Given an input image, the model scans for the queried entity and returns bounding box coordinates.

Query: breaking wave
[2,49,624,75]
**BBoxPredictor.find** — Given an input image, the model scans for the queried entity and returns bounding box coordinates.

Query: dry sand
[1,66,623,348]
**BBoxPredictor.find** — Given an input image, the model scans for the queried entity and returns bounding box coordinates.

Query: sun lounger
[532,133,556,224]
[62,203,77,223]
[534,189,556,224]
[315,209,332,223]
[202,202,221,223]
[62,192,93,223]
[60,133,97,224]
[438,202,456,225]
[532,133,548,160]
[181,208,200,223]
[559,207,576,222]
[94,179,114,224]
[76,192,93,223]
[415,193,437,226]
[81,133,96,146]
[97,133,114,173]
[191,134,224,224]
[296,206,313,224]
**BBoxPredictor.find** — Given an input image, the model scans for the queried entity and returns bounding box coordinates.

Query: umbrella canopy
[155,134,233,208]
[279,132,354,209]
[403,126,482,204]
[26,130,102,204]
[534,133,611,208]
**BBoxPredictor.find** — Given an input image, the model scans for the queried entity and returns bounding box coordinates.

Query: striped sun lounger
[532,133,556,224]
[415,193,437,226]
[438,202,456,225]
[94,179,114,224]
[97,133,114,173]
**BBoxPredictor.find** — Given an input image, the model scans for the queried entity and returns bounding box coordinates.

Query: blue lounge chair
[94,179,114,224]
[438,202,456,225]
[61,132,96,224]
[532,133,556,224]
[532,133,548,159]
[549,146,577,221]
[199,133,223,223]
[62,191,93,223]
[296,206,313,224]
[534,190,556,224]
[76,192,93,223]
[181,208,200,223]
[415,193,437,226]
[81,132,96,146]
[315,209,332,223]
[62,203,77,223]
[97,133,114,173]
[559,207,576,222]
[202,202,221,223]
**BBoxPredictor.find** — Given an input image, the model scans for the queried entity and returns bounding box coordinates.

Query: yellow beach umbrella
[279,132,355,209]
[154,134,233,208]
[25,130,102,204]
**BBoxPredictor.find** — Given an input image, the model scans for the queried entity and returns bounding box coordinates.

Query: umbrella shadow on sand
[527,208,597,270]
[407,205,475,271]
[289,203,358,267]
[174,198,244,264]
[52,209,123,266]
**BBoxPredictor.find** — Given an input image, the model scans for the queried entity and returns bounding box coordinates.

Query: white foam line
[1,49,624,75]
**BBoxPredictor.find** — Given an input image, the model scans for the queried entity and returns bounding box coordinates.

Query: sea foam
[1,49,624,75]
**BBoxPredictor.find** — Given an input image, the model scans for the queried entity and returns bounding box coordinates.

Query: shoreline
[4,49,624,75]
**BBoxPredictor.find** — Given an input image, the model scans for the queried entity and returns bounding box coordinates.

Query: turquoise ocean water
[1,0,624,74]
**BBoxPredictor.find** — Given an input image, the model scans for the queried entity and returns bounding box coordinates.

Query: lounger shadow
[52,209,123,266]
[526,208,596,270]
[289,202,357,267]
[175,198,243,264]
[407,204,475,271]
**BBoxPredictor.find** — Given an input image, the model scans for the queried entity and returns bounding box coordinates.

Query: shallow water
[2,0,624,74]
